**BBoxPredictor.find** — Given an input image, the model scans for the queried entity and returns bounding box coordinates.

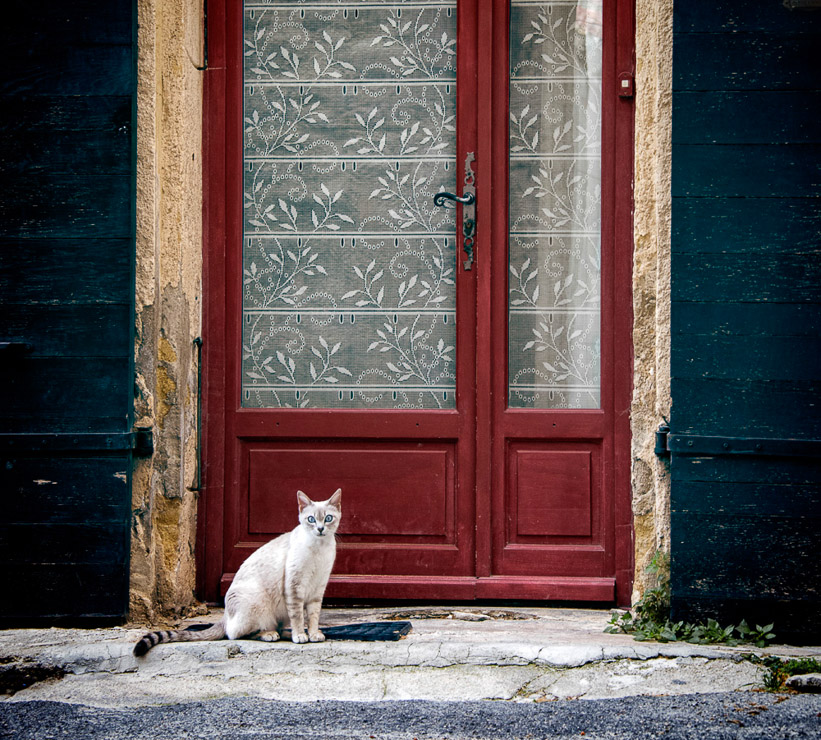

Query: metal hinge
[654,424,670,456]
[132,427,154,457]
[654,425,821,458]
[0,428,153,456]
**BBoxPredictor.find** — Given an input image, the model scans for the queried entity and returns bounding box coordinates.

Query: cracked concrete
[0,607,817,708]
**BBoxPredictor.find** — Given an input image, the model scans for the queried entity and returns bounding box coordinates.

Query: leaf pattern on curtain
[508,0,602,408]
[242,1,458,409]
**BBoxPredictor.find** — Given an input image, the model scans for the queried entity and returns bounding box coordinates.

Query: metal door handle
[432,152,476,270]
[433,191,475,207]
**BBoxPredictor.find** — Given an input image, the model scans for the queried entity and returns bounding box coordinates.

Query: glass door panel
[508,0,602,409]
[241,1,459,409]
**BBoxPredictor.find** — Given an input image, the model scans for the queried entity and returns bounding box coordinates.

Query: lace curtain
[240,0,602,411]
[508,0,602,409]
[242,0,458,409]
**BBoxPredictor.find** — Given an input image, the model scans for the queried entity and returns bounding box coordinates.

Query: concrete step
[1,607,818,707]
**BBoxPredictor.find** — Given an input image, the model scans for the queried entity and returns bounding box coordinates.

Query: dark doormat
[184,620,412,641]
[322,621,412,641]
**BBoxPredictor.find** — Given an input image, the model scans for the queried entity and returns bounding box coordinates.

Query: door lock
[433,152,476,270]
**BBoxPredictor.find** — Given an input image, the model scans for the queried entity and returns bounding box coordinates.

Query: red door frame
[199,0,635,605]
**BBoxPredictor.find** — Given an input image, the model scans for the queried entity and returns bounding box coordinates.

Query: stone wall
[130,0,204,622]
[630,0,673,600]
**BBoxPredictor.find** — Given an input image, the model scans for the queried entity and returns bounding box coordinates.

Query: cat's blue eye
[307,516,316,523]
[324,515,334,523]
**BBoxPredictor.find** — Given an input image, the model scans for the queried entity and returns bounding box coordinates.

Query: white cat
[134,489,341,655]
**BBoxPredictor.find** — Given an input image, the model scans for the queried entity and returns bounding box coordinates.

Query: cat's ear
[328,488,342,510]
[297,490,312,512]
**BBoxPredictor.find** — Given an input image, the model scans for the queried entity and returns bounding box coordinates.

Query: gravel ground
[1,692,820,739]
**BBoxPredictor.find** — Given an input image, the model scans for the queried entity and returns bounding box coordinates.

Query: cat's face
[297,489,342,538]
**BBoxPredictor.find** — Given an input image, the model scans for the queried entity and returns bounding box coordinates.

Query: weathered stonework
[631,0,673,600]
[131,0,204,621]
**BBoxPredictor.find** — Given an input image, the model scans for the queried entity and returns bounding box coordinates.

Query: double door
[201,0,633,604]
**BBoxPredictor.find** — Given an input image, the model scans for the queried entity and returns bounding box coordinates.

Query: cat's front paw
[292,631,309,644]
[308,630,325,643]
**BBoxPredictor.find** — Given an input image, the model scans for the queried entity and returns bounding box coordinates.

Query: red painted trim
[232,409,463,438]
[488,0,508,581]
[220,574,614,602]
[473,0,496,581]
[330,576,614,602]
[222,0,245,597]
[474,576,614,602]
[199,0,228,602]
[613,0,637,607]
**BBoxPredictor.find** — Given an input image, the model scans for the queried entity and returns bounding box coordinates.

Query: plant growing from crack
[747,655,821,691]
[605,552,778,648]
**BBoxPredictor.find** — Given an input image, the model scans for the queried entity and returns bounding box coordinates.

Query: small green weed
[734,620,778,648]
[746,655,821,691]
[605,551,776,648]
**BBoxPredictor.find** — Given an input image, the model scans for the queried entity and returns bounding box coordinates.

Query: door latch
[433,152,477,270]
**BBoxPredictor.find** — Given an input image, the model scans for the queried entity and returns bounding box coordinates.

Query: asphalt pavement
[2,693,821,739]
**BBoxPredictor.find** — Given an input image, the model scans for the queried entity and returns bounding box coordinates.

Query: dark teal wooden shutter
[0,0,139,624]
[669,2,821,641]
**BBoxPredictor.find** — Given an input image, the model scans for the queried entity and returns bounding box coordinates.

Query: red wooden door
[201,0,633,605]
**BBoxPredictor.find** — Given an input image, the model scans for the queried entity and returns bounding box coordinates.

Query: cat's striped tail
[133,621,226,656]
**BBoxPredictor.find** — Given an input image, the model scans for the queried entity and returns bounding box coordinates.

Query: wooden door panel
[229,438,469,578]
[204,0,478,599]
[510,447,595,538]
[496,440,610,578]
[246,444,455,539]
